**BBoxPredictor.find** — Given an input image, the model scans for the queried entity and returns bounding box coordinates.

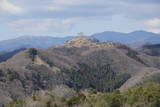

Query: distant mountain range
[91,30,160,44]
[0,36,73,52]
[0,30,160,52]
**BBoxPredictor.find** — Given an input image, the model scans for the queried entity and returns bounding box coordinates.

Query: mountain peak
[129,30,154,35]
[66,36,99,47]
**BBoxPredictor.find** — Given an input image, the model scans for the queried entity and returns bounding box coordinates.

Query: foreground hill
[0,36,160,106]
[6,82,160,107]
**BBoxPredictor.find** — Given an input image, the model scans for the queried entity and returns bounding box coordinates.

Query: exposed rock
[66,36,99,48]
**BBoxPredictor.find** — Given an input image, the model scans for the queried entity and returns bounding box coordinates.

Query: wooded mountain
[0,36,160,106]
[6,82,160,107]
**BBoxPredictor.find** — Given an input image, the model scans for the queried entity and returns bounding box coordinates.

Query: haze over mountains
[0,36,73,52]
[92,30,160,44]
[0,36,160,106]
[0,30,160,52]
[1,0,160,106]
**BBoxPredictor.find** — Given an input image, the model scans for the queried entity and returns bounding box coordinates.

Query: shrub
[6,99,26,107]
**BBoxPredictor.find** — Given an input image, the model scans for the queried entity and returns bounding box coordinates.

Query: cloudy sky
[0,0,160,40]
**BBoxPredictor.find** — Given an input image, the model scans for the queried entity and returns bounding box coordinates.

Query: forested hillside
[0,36,160,106]
[5,82,160,107]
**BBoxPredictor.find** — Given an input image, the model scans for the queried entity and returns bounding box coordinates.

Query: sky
[0,0,160,40]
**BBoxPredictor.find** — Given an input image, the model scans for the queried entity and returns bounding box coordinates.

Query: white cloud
[51,0,105,5]
[47,6,65,11]
[1,0,159,19]
[0,0,23,14]
[148,29,160,33]
[42,0,160,20]
[146,18,160,27]
[145,18,160,33]
[1,0,160,37]
[8,18,77,33]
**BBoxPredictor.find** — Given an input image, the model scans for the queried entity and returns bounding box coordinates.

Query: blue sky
[0,0,160,40]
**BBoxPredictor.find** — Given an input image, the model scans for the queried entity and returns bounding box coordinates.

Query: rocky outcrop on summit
[66,36,99,47]
[66,36,124,49]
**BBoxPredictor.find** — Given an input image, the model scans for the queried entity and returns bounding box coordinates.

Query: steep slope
[139,44,160,56]
[0,36,160,106]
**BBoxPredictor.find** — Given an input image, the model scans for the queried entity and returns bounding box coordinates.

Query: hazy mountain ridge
[0,36,73,52]
[0,31,160,52]
[91,30,160,43]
